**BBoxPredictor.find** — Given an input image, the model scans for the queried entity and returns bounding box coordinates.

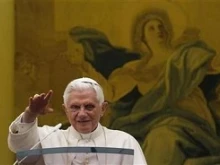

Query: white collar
[69,123,103,140]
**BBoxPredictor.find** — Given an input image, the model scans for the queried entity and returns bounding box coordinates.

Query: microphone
[13,123,62,165]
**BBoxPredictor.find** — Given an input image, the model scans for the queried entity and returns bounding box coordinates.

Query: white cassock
[8,113,147,165]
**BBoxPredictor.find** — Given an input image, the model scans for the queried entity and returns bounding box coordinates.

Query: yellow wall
[0,0,15,164]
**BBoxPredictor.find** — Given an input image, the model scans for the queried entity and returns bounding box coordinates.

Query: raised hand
[22,90,54,123]
[28,90,54,115]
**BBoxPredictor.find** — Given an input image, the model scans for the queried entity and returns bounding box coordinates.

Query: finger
[40,107,54,115]
[33,94,40,98]
[46,107,54,113]
[29,96,35,105]
[29,96,33,102]
[44,90,53,101]
[39,93,46,99]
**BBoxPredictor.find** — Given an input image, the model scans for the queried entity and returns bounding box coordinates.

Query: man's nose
[78,107,87,116]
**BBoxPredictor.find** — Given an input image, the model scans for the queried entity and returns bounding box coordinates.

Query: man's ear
[101,101,108,116]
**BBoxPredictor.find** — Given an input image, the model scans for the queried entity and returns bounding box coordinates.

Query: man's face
[63,89,107,133]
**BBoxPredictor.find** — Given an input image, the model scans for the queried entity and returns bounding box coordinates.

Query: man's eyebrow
[82,81,99,86]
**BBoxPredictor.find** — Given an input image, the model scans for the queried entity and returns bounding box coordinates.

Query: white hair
[63,77,104,106]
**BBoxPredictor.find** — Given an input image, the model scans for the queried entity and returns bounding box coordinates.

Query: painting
[15,0,220,164]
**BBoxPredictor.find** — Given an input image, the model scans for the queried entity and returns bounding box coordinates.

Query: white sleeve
[8,113,40,152]
[9,112,36,134]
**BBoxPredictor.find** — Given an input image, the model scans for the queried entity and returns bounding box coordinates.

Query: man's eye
[69,105,80,111]
[85,104,95,111]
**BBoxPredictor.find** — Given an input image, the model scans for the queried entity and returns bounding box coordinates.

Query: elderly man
[8,77,147,165]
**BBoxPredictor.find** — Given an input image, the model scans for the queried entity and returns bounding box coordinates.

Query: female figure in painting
[59,8,220,164]
[108,8,220,165]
